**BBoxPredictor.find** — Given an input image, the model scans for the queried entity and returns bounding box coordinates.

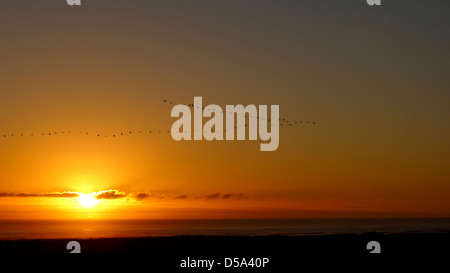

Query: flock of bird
[0,99,316,139]
[162,99,317,127]
[2,130,170,138]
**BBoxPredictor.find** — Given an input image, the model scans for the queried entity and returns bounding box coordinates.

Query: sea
[0,218,449,240]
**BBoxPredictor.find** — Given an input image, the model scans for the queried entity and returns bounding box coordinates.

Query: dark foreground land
[0,233,448,270]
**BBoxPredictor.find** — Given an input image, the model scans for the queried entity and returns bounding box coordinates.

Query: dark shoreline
[0,233,447,271]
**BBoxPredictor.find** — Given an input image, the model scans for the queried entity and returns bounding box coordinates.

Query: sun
[78,193,99,208]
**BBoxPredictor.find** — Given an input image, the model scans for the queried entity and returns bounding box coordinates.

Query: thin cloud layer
[204,192,246,200]
[0,191,79,198]
[93,190,127,200]
[0,190,247,201]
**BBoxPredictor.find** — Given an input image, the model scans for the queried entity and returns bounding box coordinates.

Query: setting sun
[78,193,99,208]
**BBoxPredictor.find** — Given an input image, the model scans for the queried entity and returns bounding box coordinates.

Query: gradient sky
[0,0,449,219]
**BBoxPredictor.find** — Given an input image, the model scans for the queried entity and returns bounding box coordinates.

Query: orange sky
[0,0,449,219]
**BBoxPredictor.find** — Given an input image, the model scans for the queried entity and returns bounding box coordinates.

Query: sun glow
[78,193,99,208]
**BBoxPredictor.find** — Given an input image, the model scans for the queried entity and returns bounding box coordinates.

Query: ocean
[0,218,449,240]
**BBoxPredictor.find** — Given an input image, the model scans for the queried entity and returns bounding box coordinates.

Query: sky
[0,0,449,219]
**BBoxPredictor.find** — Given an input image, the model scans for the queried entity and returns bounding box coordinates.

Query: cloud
[133,193,151,200]
[0,191,79,198]
[174,194,188,200]
[93,190,127,200]
[204,192,245,200]
[222,193,245,200]
[205,192,220,200]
